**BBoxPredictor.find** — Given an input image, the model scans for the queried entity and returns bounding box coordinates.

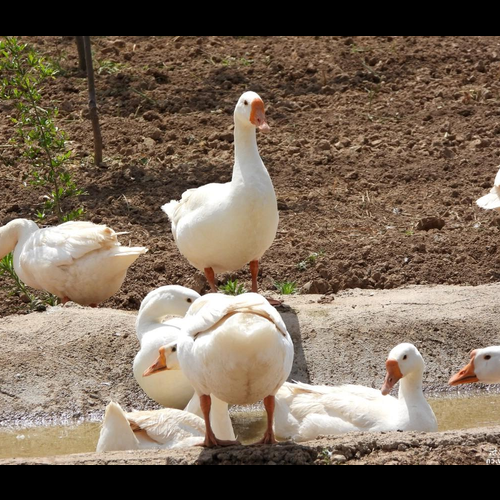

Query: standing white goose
[0,219,147,307]
[147,292,294,447]
[275,344,438,442]
[162,92,278,293]
[477,167,500,211]
[133,286,200,410]
[449,346,500,386]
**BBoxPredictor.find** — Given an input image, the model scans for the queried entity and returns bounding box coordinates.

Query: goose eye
[403,356,408,361]
[187,298,193,303]
[485,355,492,361]
[172,347,177,353]
[244,100,249,106]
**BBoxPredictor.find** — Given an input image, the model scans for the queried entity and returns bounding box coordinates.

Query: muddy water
[0,423,100,459]
[430,394,500,432]
[1,394,499,459]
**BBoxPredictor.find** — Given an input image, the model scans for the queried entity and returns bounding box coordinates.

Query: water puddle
[0,423,100,460]
[0,393,499,459]
[430,393,500,432]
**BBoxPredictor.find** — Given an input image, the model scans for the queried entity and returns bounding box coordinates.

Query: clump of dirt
[3,36,500,317]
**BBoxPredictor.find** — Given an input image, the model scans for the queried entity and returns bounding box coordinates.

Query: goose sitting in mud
[96,402,205,452]
[449,347,500,386]
[0,219,146,307]
[275,343,438,442]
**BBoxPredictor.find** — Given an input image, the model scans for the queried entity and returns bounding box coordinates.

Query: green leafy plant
[275,281,298,295]
[297,251,325,272]
[0,253,58,311]
[219,280,247,296]
[96,59,125,75]
[0,36,85,222]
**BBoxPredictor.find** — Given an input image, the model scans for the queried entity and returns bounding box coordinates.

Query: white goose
[449,346,500,386]
[477,167,500,211]
[147,292,294,447]
[275,344,438,442]
[133,286,200,410]
[96,402,205,452]
[162,92,278,293]
[0,219,146,307]
[143,342,236,442]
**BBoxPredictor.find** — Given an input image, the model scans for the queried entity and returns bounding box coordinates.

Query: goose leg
[250,260,259,293]
[251,261,282,307]
[198,395,241,448]
[257,396,278,445]
[204,267,218,293]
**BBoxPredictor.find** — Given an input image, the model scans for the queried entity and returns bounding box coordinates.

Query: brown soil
[3,36,500,316]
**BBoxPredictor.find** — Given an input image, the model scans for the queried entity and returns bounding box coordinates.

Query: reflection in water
[0,394,499,459]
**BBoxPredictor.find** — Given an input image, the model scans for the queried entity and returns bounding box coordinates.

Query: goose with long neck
[275,344,438,442]
[136,291,236,441]
[162,92,278,293]
[0,219,146,307]
[133,286,200,410]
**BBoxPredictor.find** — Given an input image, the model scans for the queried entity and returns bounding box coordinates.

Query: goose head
[449,347,500,386]
[137,286,200,324]
[234,91,270,133]
[381,343,426,396]
[0,219,39,259]
[143,342,180,377]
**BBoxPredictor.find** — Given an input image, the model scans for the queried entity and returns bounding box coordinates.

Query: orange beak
[449,351,480,386]
[143,346,169,378]
[250,98,270,133]
[381,359,404,396]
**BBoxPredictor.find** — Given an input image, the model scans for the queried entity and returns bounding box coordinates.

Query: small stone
[149,129,163,142]
[442,148,455,159]
[317,139,332,152]
[416,217,446,232]
[143,110,161,122]
[302,280,330,295]
[143,137,156,148]
[332,455,347,464]
[112,39,127,49]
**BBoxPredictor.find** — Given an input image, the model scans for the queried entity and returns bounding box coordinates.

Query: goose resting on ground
[274,343,438,442]
[96,402,205,452]
[0,219,147,307]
